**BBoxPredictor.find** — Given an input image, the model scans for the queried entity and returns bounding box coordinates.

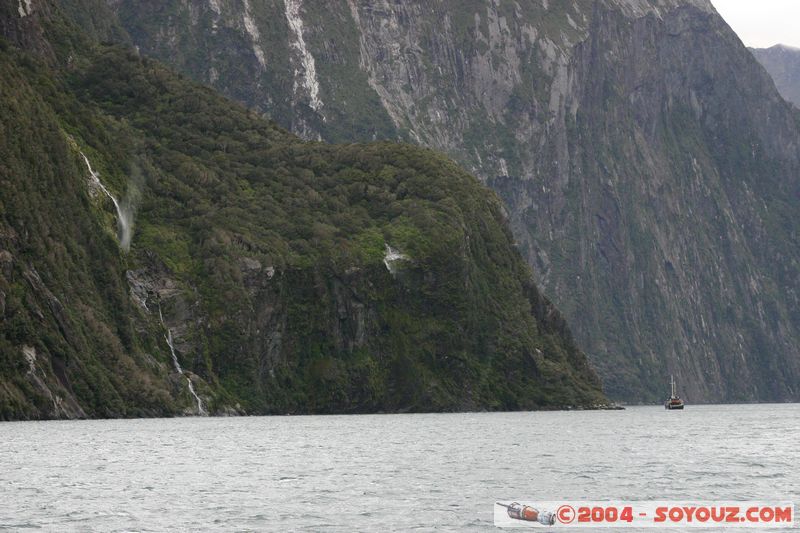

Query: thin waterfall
[80,152,134,252]
[159,306,206,415]
[383,243,409,276]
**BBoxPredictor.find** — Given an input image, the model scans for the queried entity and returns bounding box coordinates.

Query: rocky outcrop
[107,0,800,402]
[751,44,800,108]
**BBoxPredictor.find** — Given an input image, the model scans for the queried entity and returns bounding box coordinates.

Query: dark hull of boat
[665,404,684,410]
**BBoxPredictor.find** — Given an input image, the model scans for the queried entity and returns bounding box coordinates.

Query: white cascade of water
[80,152,134,252]
[383,243,409,275]
[159,306,206,415]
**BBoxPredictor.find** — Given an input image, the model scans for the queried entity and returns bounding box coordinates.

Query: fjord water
[1,405,797,531]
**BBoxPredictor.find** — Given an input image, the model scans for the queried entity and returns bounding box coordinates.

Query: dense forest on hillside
[0,4,606,419]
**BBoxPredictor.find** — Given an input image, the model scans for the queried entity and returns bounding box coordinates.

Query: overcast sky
[710,0,800,49]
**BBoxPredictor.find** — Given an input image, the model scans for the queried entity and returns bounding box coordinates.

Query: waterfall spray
[80,152,135,252]
[159,305,206,415]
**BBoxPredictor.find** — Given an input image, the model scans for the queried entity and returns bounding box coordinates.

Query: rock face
[108,0,800,403]
[0,1,606,419]
[751,45,800,108]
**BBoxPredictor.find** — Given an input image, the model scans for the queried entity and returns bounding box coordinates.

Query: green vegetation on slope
[0,41,176,419]
[0,4,606,418]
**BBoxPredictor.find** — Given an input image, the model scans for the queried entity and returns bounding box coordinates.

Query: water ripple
[0,405,798,531]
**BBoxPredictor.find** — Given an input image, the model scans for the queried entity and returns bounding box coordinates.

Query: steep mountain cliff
[108,0,800,402]
[0,1,606,419]
[751,44,800,108]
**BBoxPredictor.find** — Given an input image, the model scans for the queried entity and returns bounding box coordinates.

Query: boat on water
[664,375,684,410]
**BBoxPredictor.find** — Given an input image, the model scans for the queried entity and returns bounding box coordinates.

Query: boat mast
[670,375,676,398]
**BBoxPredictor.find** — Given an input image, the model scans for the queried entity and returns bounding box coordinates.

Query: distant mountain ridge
[751,44,800,108]
[103,0,800,403]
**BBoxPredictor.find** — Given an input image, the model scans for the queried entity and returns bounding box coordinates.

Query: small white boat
[664,375,684,410]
